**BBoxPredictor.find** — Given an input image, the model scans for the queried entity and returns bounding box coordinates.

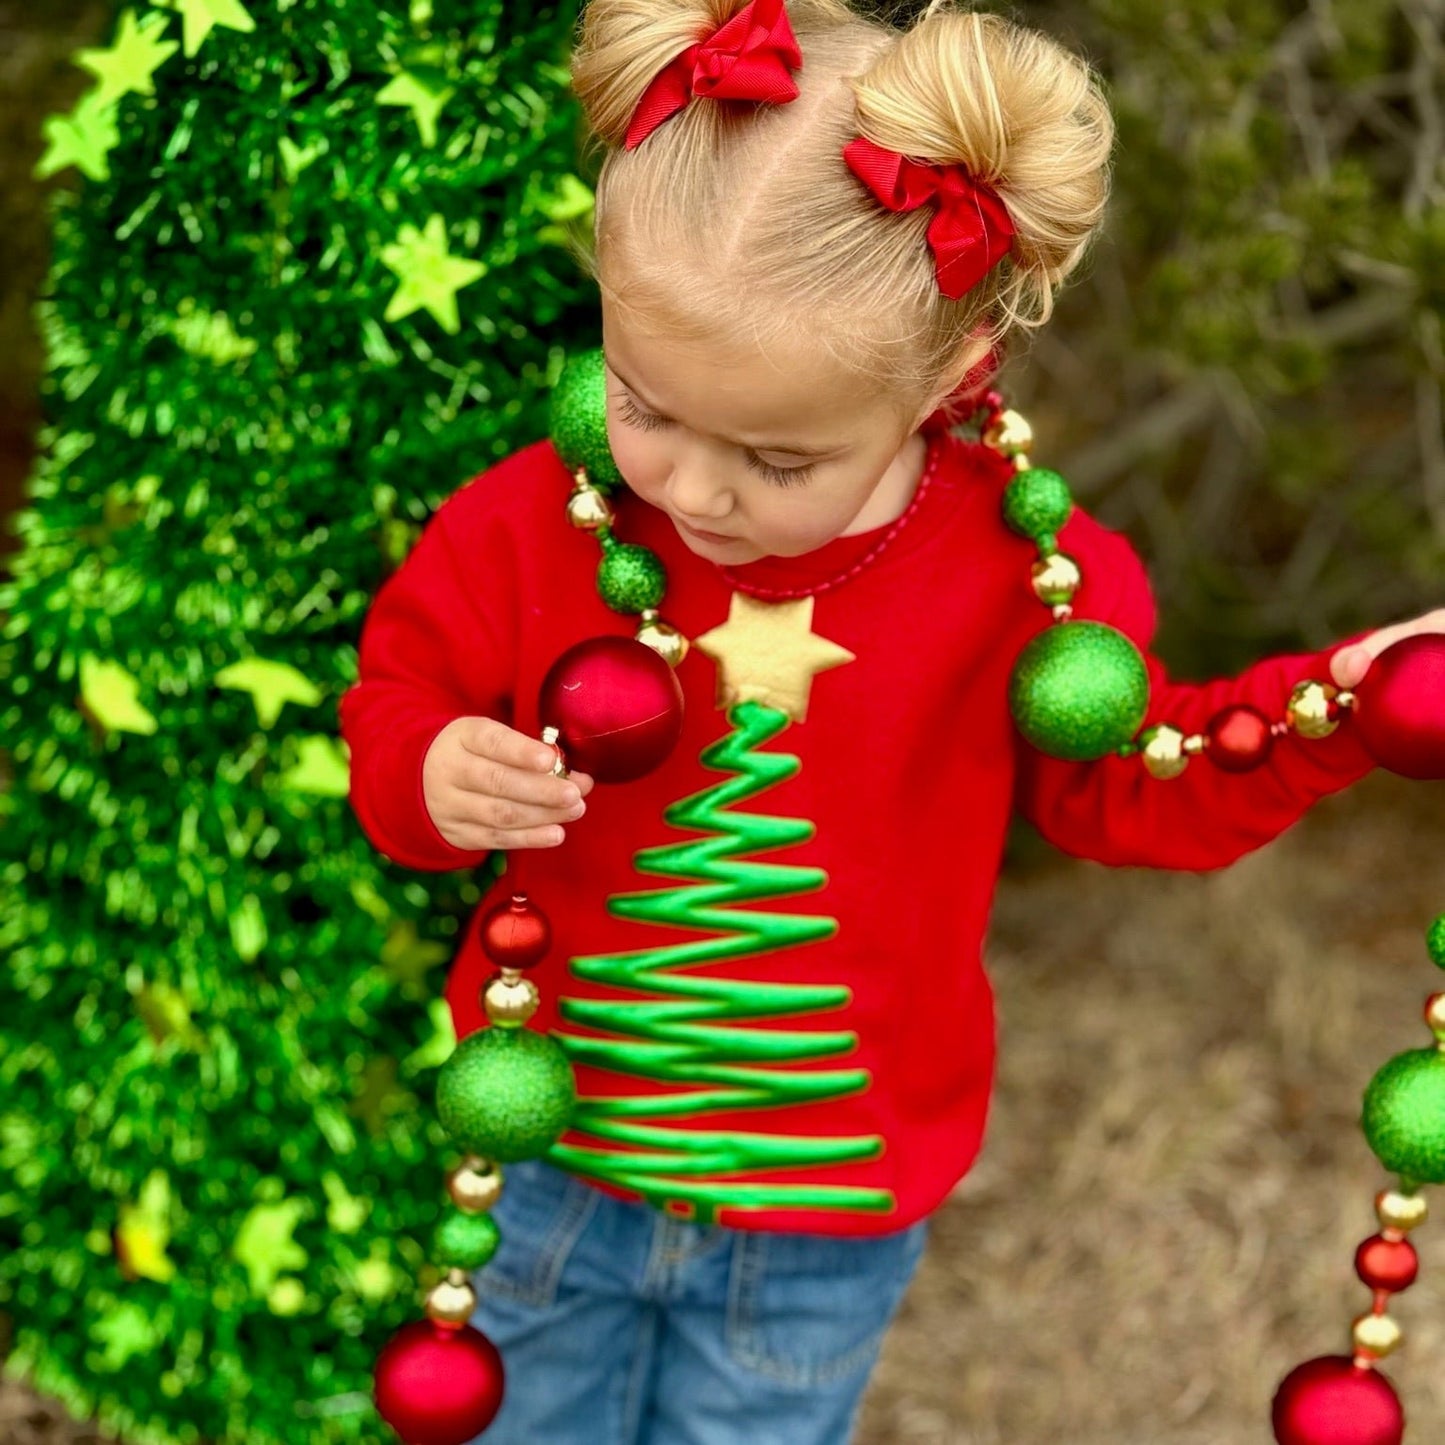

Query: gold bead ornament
[566,473,614,532]
[1030,552,1081,607]
[1375,1188,1428,1233]
[1286,679,1341,739]
[637,606,690,667]
[446,1156,504,1213]
[483,970,541,1028]
[425,1267,478,1326]
[1352,1310,1404,1360]
[1139,723,1189,779]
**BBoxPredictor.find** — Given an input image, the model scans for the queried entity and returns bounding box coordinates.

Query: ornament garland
[372,345,1445,1445]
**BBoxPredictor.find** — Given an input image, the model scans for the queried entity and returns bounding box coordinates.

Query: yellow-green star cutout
[154,0,255,59]
[691,592,856,724]
[380,213,487,334]
[35,91,121,182]
[214,656,322,729]
[377,71,455,148]
[75,9,180,107]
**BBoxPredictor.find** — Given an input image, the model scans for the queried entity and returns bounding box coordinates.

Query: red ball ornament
[479,892,551,972]
[1354,1235,1419,1294]
[1271,1356,1403,1445]
[1350,633,1445,779]
[538,636,684,783]
[1205,702,1275,772]
[374,1319,505,1445]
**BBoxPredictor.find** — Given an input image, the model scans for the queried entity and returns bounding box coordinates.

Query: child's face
[601,311,930,562]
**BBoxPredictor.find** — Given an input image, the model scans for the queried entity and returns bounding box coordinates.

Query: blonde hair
[568,0,1114,427]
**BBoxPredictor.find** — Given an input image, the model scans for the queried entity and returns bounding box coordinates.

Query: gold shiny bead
[448,1157,503,1213]
[637,615,689,668]
[1375,1188,1428,1232]
[1427,993,1445,1045]
[982,409,1034,457]
[1031,552,1081,606]
[1335,690,1357,710]
[1182,733,1207,756]
[1140,723,1189,779]
[1351,1311,1403,1359]
[483,972,540,1027]
[1012,453,1031,472]
[426,1267,477,1326]
[1286,680,1339,739]
[566,480,614,532]
[1051,603,1073,622]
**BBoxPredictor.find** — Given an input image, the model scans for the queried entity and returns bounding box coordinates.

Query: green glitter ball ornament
[1002,467,1073,542]
[1361,1048,1445,1185]
[549,347,625,495]
[1428,912,1445,970]
[598,537,666,614]
[1008,620,1150,761]
[433,1206,502,1271]
[436,1027,577,1163]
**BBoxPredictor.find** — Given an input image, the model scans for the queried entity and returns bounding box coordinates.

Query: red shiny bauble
[1351,633,1445,779]
[1271,1356,1403,1445]
[538,636,684,783]
[1205,702,1275,772]
[479,892,551,972]
[374,1319,505,1445]
[1354,1234,1419,1293]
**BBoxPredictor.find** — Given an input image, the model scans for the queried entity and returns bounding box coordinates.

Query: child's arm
[338,487,515,872]
[1011,506,1377,871]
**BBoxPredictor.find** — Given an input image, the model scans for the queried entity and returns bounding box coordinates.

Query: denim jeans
[464,1158,931,1445]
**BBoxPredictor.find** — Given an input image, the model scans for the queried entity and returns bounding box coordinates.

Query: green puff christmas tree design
[545,592,896,1225]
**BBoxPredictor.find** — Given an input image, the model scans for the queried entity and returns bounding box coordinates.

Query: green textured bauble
[1008,620,1150,761]
[549,347,625,495]
[433,1206,502,1271]
[598,540,666,614]
[1361,1048,1445,1185]
[436,1027,577,1163]
[1002,467,1073,541]
[1428,912,1445,971]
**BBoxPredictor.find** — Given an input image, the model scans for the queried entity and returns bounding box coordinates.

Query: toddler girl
[340,1,1403,1439]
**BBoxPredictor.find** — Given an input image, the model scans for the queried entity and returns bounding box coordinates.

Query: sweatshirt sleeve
[338,477,518,873]
[1011,506,1378,871]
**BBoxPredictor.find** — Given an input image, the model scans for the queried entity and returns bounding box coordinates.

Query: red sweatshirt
[338,425,1377,1236]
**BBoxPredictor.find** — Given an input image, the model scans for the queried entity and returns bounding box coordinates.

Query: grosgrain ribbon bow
[843,134,1016,300]
[625,0,803,150]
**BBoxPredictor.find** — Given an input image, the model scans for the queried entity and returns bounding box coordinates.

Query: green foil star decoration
[232,1196,309,1299]
[79,654,157,735]
[278,134,323,181]
[35,91,121,182]
[75,9,180,106]
[377,70,455,148]
[277,735,350,796]
[153,0,255,58]
[214,657,322,729]
[380,212,487,334]
[89,1301,161,1372]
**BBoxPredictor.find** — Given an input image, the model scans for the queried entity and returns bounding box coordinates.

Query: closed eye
[615,394,817,489]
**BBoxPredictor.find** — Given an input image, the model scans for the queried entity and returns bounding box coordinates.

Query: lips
[680,520,734,542]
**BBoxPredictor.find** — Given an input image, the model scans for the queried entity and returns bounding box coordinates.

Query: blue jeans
[465,1158,931,1444]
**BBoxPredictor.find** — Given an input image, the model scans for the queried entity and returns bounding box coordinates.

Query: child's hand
[1330,608,1445,688]
[422,716,595,852]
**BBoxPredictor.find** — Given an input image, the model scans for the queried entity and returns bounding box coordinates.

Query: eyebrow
[604,353,847,459]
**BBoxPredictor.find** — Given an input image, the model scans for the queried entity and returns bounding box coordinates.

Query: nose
[666,465,734,526]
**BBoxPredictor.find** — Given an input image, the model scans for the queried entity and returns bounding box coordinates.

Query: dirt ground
[5,770,1444,1444]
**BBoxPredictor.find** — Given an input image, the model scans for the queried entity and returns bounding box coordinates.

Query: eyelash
[615,393,818,489]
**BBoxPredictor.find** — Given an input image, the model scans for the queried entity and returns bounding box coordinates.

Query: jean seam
[723,1223,928,1389]
[480,1172,601,1309]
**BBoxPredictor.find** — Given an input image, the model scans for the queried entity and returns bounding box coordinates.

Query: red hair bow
[843,134,1015,299]
[625,0,803,150]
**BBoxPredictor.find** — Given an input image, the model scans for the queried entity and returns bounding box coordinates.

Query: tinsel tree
[0,2,596,1442]
[547,698,896,1225]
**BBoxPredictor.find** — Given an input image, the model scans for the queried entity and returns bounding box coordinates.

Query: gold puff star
[690,592,855,724]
